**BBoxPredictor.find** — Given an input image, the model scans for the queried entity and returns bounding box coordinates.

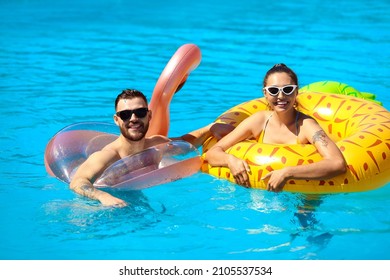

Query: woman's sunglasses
[263,85,297,96]
[116,108,149,121]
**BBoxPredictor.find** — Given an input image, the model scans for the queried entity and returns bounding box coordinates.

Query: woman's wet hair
[263,63,298,87]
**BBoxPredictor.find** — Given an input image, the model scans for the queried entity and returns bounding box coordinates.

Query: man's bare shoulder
[145,135,170,148]
[86,139,119,163]
[72,147,120,182]
[88,148,120,165]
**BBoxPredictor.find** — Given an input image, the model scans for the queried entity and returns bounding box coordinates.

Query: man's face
[114,97,151,141]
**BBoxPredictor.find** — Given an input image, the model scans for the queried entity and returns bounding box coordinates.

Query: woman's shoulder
[254,110,272,116]
[235,111,270,132]
[298,111,325,136]
[248,110,272,122]
[299,112,318,125]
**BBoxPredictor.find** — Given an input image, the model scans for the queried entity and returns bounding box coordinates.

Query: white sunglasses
[263,85,298,96]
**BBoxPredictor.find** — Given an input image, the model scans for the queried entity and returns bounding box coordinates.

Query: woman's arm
[263,118,347,192]
[174,122,237,147]
[174,123,214,147]
[205,114,263,186]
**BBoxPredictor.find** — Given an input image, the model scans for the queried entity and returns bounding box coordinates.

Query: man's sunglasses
[116,108,149,121]
[263,85,297,96]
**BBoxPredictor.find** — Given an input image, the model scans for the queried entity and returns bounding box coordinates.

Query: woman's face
[263,72,298,111]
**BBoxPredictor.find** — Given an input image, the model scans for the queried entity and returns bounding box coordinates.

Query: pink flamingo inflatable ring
[44,44,203,190]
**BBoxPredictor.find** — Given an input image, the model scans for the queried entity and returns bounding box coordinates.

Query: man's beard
[120,121,149,142]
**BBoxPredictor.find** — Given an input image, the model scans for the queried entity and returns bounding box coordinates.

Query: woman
[205,64,346,192]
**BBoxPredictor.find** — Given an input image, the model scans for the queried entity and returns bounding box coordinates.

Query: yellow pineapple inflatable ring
[201,84,390,193]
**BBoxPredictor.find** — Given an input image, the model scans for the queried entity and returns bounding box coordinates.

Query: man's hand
[98,192,128,207]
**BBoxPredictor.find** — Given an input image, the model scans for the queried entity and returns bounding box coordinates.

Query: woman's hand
[227,155,251,187]
[262,168,291,192]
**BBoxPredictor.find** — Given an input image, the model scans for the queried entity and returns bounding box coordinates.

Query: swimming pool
[0,0,389,261]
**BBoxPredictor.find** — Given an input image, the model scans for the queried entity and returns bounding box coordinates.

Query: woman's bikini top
[259,111,300,144]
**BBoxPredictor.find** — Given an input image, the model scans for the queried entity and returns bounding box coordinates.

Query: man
[70,89,213,207]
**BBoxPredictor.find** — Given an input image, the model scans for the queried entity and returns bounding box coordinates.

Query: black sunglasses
[263,85,297,96]
[116,108,149,121]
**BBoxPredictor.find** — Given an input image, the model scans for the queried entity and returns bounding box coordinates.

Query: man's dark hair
[115,89,148,110]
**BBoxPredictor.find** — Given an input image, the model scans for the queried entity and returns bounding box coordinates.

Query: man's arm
[70,151,127,207]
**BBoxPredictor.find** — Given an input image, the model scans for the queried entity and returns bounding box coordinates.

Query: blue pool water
[0,0,389,260]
